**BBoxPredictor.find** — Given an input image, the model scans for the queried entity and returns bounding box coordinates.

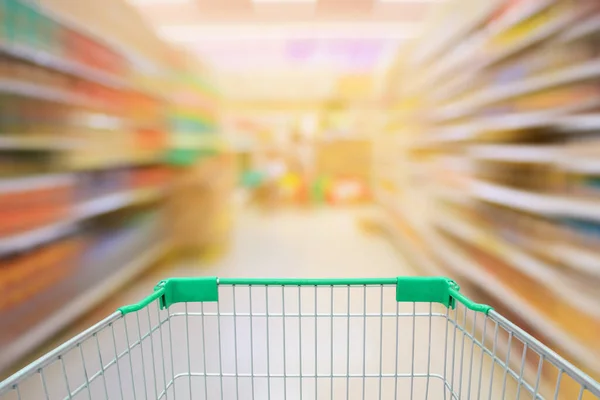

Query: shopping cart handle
[118,276,493,315]
[396,276,492,313]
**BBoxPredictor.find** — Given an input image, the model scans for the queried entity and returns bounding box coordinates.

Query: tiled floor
[3,207,520,399]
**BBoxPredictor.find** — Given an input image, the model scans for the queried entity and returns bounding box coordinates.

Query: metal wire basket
[1,277,598,399]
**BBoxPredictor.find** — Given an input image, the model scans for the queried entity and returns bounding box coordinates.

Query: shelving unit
[375,0,600,392]
[0,221,77,256]
[0,238,170,373]
[0,42,128,90]
[74,186,166,220]
[0,0,220,375]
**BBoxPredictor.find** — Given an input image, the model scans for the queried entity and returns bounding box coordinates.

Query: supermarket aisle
[90,206,411,309]
[197,206,407,279]
[7,207,518,399]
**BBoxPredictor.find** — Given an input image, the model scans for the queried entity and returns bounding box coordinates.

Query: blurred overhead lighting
[158,23,419,41]
[252,0,316,2]
[378,0,443,2]
[127,0,189,4]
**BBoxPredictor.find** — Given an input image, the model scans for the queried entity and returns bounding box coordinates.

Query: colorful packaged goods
[0,235,83,312]
[76,168,130,201]
[130,166,171,189]
[0,174,74,237]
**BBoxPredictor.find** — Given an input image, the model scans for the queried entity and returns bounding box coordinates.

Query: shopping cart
[1,277,599,399]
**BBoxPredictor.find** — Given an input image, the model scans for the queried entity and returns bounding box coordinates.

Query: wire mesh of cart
[1,277,599,399]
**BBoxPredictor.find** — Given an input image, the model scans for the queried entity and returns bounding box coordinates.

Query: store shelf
[470,179,600,222]
[468,180,548,213]
[0,241,169,374]
[555,114,600,132]
[419,104,589,145]
[422,0,557,98]
[435,211,600,318]
[468,144,557,164]
[0,42,127,90]
[432,185,474,205]
[428,231,599,373]
[0,221,77,257]
[477,10,579,71]
[0,79,98,108]
[436,5,585,102]
[436,185,600,279]
[435,175,600,225]
[412,0,503,68]
[561,15,600,43]
[67,153,165,171]
[74,187,165,220]
[559,157,600,174]
[486,0,557,37]
[375,202,443,277]
[433,58,600,122]
[468,144,600,175]
[38,2,166,86]
[415,38,482,95]
[0,173,75,193]
[545,243,600,278]
[0,135,81,151]
[0,186,166,256]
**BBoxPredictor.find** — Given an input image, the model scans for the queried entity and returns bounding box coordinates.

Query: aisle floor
[7,207,519,399]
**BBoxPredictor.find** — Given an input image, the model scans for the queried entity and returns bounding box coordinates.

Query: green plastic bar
[396,276,458,308]
[218,277,399,286]
[158,277,219,309]
[118,286,165,315]
[117,276,493,315]
[449,288,493,314]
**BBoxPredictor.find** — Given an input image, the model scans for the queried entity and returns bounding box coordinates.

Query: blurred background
[0,0,599,397]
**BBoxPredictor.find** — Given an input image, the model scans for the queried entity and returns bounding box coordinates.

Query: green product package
[5,0,18,42]
[13,0,27,45]
[166,148,218,166]
[166,148,199,166]
[0,0,6,40]
[311,176,329,204]
[38,14,55,52]
[240,170,264,189]
[24,3,39,48]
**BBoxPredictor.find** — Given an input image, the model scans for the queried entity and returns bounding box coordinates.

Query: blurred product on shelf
[0,234,82,312]
[130,165,172,189]
[76,168,129,201]
[0,174,73,237]
[167,73,220,167]
[80,210,164,270]
[325,177,370,205]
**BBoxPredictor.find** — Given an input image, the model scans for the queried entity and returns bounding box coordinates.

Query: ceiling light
[378,0,443,3]
[252,0,316,3]
[127,0,189,5]
[157,23,419,41]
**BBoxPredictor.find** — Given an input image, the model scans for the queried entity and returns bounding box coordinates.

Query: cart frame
[1,276,599,399]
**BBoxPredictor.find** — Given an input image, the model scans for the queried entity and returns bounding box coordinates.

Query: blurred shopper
[291,132,315,206]
[254,151,287,210]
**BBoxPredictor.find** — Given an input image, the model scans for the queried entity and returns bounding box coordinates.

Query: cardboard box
[167,155,235,250]
[315,139,372,182]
